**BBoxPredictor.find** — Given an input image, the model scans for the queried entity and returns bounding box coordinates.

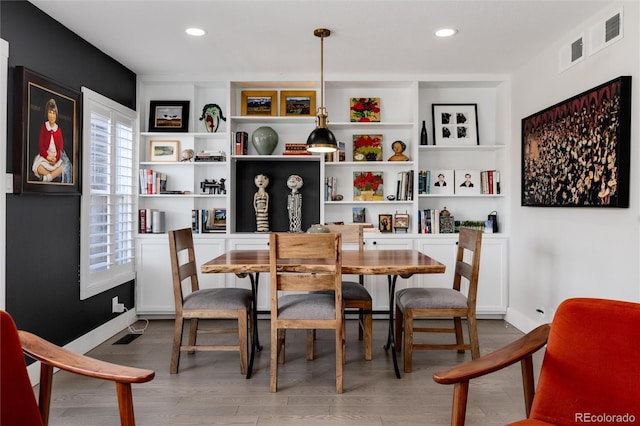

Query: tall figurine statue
[287,174,303,233]
[253,174,270,232]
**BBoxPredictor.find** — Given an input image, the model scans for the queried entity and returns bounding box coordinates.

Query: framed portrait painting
[521,76,631,207]
[13,66,81,194]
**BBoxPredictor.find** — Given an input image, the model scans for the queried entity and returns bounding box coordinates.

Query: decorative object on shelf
[200,179,225,195]
[307,224,330,233]
[241,91,277,116]
[387,195,395,200]
[149,140,179,162]
[350,97,381,122]
[429,169,454,195]
[13,66,81,195]
[353,134,382,161]
[253,173,270,232]
[283,143,311,156]
[488,210,499,233]
[439,206,455,233]
[180,149,194,162]
[194,150,226,162]
[420,120,428,145]
[522,76,631,208]
[393,212,409,232]
[455,169,481,195]
[388,140,409,161]
[353,171,384,201]
[251,126,279,155]
[148,100,190,132]
[352,207,366,223]
[198,103,226,133]
[287,174,304,233]
[306,28,338,153]
[379,214,393,232]
[432,103,478,146]
[280,91,316,116]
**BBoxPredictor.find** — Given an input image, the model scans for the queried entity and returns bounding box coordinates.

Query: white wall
[506,2,640,332]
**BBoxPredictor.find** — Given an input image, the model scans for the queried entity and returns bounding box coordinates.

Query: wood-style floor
[40,318,543,425]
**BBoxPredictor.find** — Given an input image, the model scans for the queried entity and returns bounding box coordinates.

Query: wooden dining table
[201,249,446,379]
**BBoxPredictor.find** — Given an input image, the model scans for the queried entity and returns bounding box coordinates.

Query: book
[235,131,248,155]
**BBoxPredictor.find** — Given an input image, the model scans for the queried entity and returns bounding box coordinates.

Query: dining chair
[0,310,154,426]
[269,232,345,393]
[395,227,482,373]
[168,228,253,375]
[433,298,640,426]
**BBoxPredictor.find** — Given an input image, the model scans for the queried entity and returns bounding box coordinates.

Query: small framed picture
[352,207,366,223]
[148,100,190,132]
[393,213,409,232]
[350,97,380,122]
[378,214,393,232]
[280,90,316,116]
[430,169,454,195]
[241,91,277,116]
[432,103,478,146]
[455,169,482,195]
[149,140,179,162]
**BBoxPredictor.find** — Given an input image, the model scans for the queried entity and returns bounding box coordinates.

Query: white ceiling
[30,0,616,77]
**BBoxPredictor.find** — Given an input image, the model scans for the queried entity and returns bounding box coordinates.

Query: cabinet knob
[372,241,377,245]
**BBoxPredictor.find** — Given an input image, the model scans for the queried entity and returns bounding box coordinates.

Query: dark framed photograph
[13,66,81,195]
[432,103,479,146]
[241,91,277,116]
[280,90,316,116]
[378,214,393,233]
[522,76,631,207]
[148,100,190,132]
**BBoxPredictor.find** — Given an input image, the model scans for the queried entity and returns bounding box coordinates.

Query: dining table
[201,248,446,379]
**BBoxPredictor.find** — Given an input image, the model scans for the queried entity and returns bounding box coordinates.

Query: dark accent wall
[2,0,137,346]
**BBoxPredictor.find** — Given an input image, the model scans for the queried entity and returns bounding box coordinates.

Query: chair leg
[403,311,414,373]
[363,309,372,361]
[270,324,279,392]
[306,330,315,361]
[395,304,403,352]
[454,317,465,353]
[115,382,136,426]
[358,310,364,341]
[187,318,198,354]
[467,314,480,359]
[277,329,286,364]
[38,363,54,426]
[335,327,344,393]
[170,316,184,374]
[237,311,248,375]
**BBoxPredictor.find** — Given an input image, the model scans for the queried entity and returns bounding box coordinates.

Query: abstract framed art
[148,100,190,132]
[521,76,631,207]
[432,103,479,146]
[13,66,82,195]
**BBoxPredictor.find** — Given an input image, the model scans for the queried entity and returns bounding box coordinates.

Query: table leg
[239,272,262,379]
[383,274,401,378]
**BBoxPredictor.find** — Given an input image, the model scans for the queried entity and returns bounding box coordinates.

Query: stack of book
[480,170,501,194]
[139,169,167,194]
[396,170,414,201]
[282,143,311,155]
[138,209,165,233]
[325,177,338,201]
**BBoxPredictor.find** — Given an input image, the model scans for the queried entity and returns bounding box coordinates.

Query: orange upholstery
[520,298,640,425]
[0,311,43,426]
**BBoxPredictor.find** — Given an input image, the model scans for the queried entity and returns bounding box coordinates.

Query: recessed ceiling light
[185,27,206,37]
[435,28,458,38]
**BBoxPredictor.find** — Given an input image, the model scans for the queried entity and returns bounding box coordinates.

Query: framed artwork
[241,91,277,116]
[430,169,454,195]
[353,171,384,201]
[149,140,179,162]
[13,66,81,195]
[393,213,409,232]
[432,103,479,146]
[522,76,631,207]
[350,97,381,122]
[280,90,316,116]
[352,207,366,223]
[148,100,190,132]
[455,170,481,195]
[378,214,393,232]
[353,134,383,161]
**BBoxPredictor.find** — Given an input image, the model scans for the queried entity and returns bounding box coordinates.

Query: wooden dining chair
[269,232,345,393]
[433,298,640,426]
[395,227,482,373]
[0,310,154,426]
[168,228,253,375]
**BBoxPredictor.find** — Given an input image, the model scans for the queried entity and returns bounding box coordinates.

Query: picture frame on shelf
[13,66,81,195]
[241,90,277,116]
[393,213,409,232]
[353,134,383,161]
[522,76,631,207]
[149,140,180,162]
[430,169,454,195]
[378,214,393,233]
[148,100,190,132]
[455,169,482,195]
[350,97,381,122]
[280,90,316,116]
[352,207,366,223]
[432,103,479,146]
[353,171,384,201]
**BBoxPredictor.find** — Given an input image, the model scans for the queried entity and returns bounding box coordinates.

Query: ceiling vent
[589,8,623,55]
[559,34,584,72]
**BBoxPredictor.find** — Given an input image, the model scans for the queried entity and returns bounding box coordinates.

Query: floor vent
[113,334,141,345]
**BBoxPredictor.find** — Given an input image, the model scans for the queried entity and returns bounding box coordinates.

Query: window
[80,88,137,300]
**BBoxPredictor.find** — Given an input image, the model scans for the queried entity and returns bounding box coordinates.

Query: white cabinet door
[415,235,508,316]
[136,236,226,316]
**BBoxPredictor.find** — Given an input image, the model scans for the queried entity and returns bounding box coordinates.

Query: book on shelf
[325,176,337,201]
[234,131,248,155]
[479,170,500,194]
[282,143,311,155]
[139,208,165,234]
[418,170,431,195]
[395,170,414,201]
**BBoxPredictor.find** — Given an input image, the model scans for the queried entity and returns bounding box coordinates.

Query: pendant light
[306,28,338,153]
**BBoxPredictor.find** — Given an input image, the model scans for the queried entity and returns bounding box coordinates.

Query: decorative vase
[359,190,375,201]
[251,126,279,155]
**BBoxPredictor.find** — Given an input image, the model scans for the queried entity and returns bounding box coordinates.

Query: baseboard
[26,309,138,385]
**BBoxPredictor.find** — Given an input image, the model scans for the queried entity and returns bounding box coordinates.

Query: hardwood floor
[40,318,543,425]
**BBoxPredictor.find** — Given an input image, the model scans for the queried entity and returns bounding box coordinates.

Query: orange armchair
[433,298,640,425]
[0,310,155,426]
